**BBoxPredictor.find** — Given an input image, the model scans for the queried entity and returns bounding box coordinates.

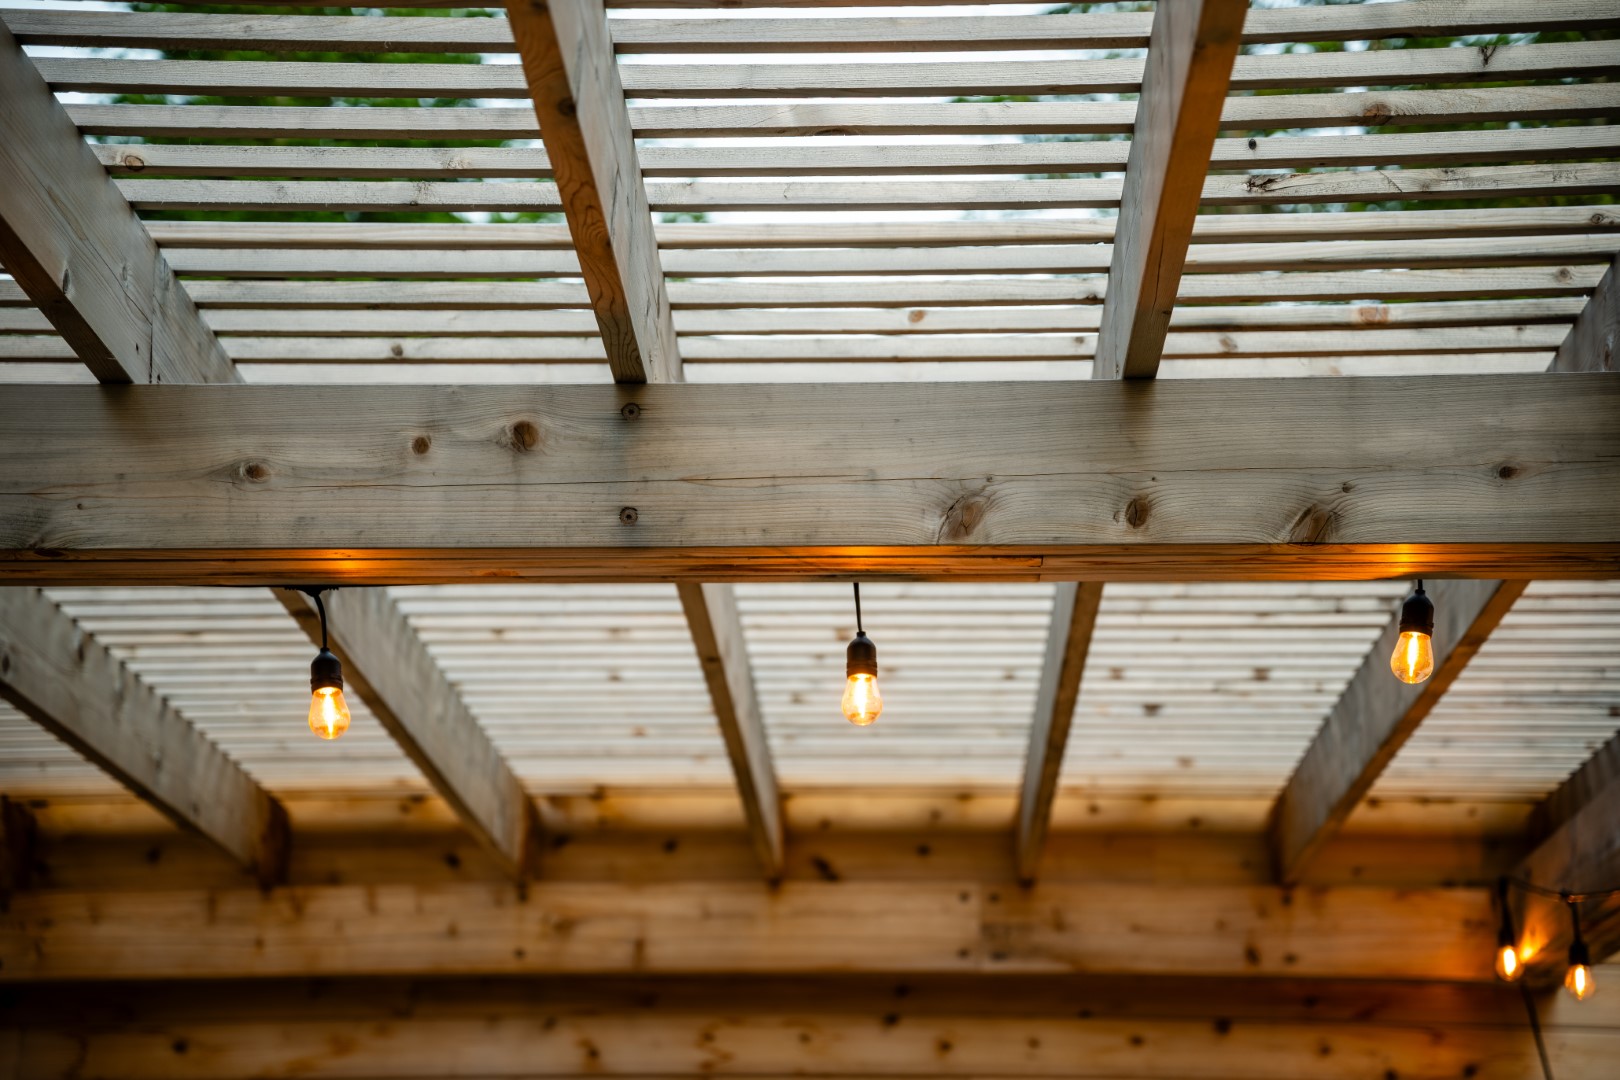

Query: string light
[297,586,350,741]
[1495,876,1619,1001]
[841,583,882,726]
[1389,581,1435,684]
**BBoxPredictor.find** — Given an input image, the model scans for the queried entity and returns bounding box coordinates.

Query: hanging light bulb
[300,587,350,741]
[841,583,882,726]
[1494,879,1522,982]
[1389,581,1436,684]
[1565,898,1596,1001]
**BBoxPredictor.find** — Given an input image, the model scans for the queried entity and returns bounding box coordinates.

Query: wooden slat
[114,163,1620,213]
[1551,255,1620,373]
[10,266,1592,312]
[0,24,232,385]
[676,582,783,881]
[1,376,1617,585]
[88,125,1620,179]
[123,205,1620,250]
[505,0,677,385]
[0,298,1577,339]
[12,3,1619,52]
[0,880,1498,981]
[276,588,539,881]
[1015,582,1104,884]
[0,588,287,885]
[1267,581,1529,885]
[67,82,1620,139]
[32,40,1618,97]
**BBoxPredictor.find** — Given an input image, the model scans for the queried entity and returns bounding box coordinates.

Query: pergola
[0,0,1618,1076]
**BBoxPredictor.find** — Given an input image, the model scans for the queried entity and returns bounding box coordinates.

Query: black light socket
[1397,583,1435,637]
[310,648,343,694]
[846,630,878,679]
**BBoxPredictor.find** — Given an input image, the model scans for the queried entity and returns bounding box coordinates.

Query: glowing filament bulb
[1390,630,1435,684]
[842,672,883,727]
[1494,943,1521,982]
[1566,962,1595,1001]
[309,685,351,740]
[1390,583,1436,684]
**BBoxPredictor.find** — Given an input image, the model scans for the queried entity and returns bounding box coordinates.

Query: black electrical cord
[311,588,329,651]
[1519,978,1555,1080]
[853,581,863,635]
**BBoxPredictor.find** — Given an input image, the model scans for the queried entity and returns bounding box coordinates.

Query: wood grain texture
[1267,580,1529,885]
[275,588,539,881]
[504,0,678,385]
[1551,254,1620,373]
[677,582,783,880]
[0,879,1498,981]
[1016,582,1105,883]
[0,588,287,885]
[1095,0,1247,381]
[1,377,1618,584]
[66,82,1620,141]
[0,25,232,385]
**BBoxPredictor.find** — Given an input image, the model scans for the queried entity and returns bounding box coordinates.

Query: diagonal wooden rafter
[1266,580,1528,885]
[0,588,289,886]
[677,583,784,880]
[1511,729,1620,981]
[1268,255,1620,885]
[504,0,680,383]
[277,588,541,882]
[0,23,232,385]
[1092,0,1246,380]
[1015,582,1105,884]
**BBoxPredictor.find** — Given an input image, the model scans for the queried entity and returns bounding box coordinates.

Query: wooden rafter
[1266,580,1526,885]
[1015,582,1104,884]
[2,376,1617,585]
[1092,0,1246,380]
[1551,254,1619,373]
[677,582,783,880]
[503,0,679,384]
[277,588,540,881]
[0,879,1497,982]
[0,24,233,386]
[0,588,289,885]
[1512,729,1620,980]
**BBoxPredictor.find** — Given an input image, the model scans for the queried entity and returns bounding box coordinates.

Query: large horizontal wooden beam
[1,377,1617,585]
[0,879,1498,982]
[0,588,287,885]
[276,588,539,881]
[1267,579,1527,884]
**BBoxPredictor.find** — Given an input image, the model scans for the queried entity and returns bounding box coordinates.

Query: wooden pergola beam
[1267,580,1527,885]
[1512,730,1620,979]
[0,588,288,885]
[1092,0,1246,380]
[677,582,783,880]
[2,376,1617,585]
[1015,581,1104,883]
[504,0,680,384]
[1550,253,1619,373]
[277,588,539,881]
[0,25,233,386]
[0,879,1498,982]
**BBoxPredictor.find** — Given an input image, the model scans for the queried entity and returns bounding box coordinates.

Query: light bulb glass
[1495,943,1521,982]
[309,685,351,740]
[842,673,882,726]
[1390,630,1435,684]
[1566,962,1595,1001]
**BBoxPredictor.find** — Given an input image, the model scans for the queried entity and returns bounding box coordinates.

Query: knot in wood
[620,402,641,420]
[238,460,271,483]
[1288,504,1338,545]
[1123,496,1152,530]
[411,435,431,455]
[121,154,146,172]
[555,96,577,119]
[618,507,639,526]
[938,491,990,542]
[504,420,541,452]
